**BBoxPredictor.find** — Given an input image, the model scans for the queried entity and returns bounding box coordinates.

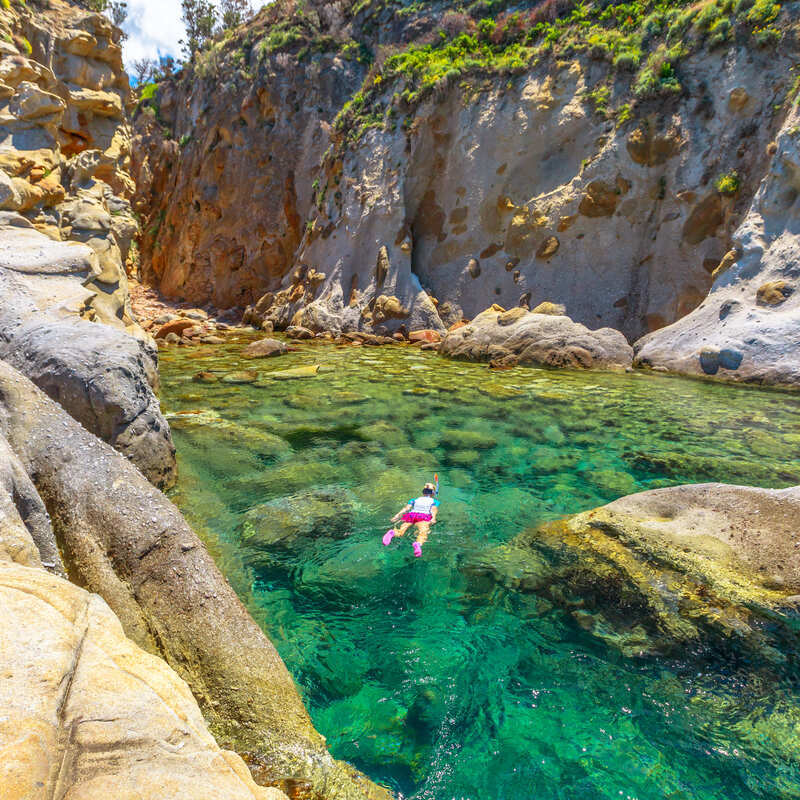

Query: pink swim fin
[382,529,396,546]
[413,542,422,558]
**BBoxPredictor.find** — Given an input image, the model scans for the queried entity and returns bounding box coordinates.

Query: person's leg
[414,521,430,545]
[394,522,412,537]
[412,521,430,556]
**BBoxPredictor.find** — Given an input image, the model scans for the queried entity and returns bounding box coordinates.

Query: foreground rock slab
[0,561,287,800]
[0,360,389,800]
[439,305,633,369]
[471,483,800,656]
[0,462,285,799]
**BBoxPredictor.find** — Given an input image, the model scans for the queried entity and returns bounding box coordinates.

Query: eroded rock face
[0,0,138,294]
[131,36,363,311]
[134,31,787,340]
[0,3,174,481]
[470,483,800,656]
[634,106,800,387]
[439,305,633,370]
[0,360,389,800]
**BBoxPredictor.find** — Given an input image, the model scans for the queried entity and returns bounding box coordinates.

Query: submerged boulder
[440,306,633,370]
[472,483,800,656]
[242,486,359,550]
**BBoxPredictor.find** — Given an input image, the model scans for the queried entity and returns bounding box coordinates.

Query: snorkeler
[383,481,440,557]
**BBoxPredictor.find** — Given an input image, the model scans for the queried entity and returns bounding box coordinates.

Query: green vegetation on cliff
[143,0,792,146]
[332,0,788,142]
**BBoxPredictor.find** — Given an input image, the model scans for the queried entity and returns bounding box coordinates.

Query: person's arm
[391,503,411,522]
[430,501,439,525]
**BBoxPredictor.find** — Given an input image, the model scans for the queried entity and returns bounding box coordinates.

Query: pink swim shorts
[402,512,432,524]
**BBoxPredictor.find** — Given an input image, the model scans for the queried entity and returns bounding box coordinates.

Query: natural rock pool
[160,336,800,800]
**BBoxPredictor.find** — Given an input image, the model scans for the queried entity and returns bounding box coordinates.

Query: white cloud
[121,0,185,69]
[120,0,269,72]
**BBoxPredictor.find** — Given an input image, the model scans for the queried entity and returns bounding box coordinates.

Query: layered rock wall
[133,13,793,344]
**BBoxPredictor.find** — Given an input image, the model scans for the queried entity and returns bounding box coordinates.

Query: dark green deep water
[159,336,800,800]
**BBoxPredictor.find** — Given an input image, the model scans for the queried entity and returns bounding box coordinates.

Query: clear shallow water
[160,337,800,800]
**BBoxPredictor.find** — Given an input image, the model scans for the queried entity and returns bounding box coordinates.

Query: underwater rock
[357,420,407,447]
[440,429,497,450]
[242,486,359,549]
[448,449,481,467]
[168,411,291,461]
[478,382,524,399]
[295,539,384,603]
[582,468,638,497]
[385,446,436,471]
[330,391,369,405]
[221,369,259,384]
[263,364,321,380]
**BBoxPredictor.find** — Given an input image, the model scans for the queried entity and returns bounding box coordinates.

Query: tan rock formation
[0,452,287,800]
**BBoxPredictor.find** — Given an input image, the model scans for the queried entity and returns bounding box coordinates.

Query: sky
[121,0,268,70]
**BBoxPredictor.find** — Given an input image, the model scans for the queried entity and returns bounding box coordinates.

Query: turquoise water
[160,337,800,800]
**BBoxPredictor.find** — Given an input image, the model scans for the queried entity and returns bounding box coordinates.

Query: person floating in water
[383,482,439,557]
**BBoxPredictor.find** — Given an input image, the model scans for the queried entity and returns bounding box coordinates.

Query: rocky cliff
[132,0,800,384]
[0,0,176,485]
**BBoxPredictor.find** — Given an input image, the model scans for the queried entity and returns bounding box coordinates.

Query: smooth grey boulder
[440,305,633,369]
[0,318,175,489]
[0,213,176,488]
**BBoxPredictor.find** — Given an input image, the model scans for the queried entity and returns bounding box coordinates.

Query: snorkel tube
[434,473,439,497]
